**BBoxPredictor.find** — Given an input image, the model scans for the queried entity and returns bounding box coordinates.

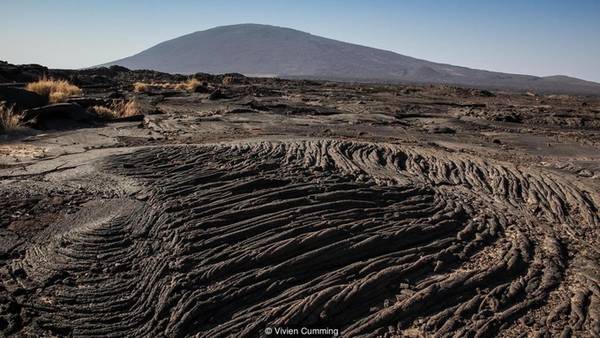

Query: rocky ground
[1,62,600,337]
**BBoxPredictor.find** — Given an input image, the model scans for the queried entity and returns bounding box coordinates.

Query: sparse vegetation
[133,78,201,93]
[116,99,142,117]
[90,99,142,120]
[222,76,236,85]
[0,103,22,134]
[25,77,82,103]
[89,105,119,120]
[187,78,202,91]
[133,82,150,93]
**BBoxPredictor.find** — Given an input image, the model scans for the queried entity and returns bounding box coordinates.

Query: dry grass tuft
[175,78,201,91]
[222,76,236,85]
[118,99,142,117]
[92,99,142,120]
[133,79,201,93]
[89,105,119,120]
[25,77,82,103]
[0,103,22,134]
[133,82,150,93]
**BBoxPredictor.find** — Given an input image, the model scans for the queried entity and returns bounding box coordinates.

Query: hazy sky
[2,0,599,82]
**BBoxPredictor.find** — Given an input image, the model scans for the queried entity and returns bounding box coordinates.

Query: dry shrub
[133,82,150,93]
[118,99,142,117]
[0,103,22,133]
[90,99,142,120]
[176,78,201,91]
[222,76,235,85]
[134,79,201,92]
[89,105,118,120]
[25,77,82,103]
[114,99,142,117]
[134,82,168,92]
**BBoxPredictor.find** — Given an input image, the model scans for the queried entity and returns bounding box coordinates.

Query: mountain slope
[101,24,600,94]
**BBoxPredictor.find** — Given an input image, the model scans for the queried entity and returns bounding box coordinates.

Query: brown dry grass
[133,82,150,93]
[116,99,142,117]
[222,76,236,85]
[89,105,119,120]
[0,103,22,134]
[90,99,142,120]
[25,77,82,103]
[174,78,201,91]
[133,79,201,93]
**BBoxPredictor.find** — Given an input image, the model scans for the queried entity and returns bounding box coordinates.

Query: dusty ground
[1,68,600,337]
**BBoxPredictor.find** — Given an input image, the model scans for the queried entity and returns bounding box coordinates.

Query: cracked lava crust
[1,140,599,337]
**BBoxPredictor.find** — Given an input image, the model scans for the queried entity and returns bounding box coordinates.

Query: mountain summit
[102,24,600,94]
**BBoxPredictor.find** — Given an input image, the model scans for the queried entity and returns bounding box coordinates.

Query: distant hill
[101,24,600,95]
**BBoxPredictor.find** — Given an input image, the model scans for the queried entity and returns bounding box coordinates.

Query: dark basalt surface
[1,63,600,337]
[1,141,599,337]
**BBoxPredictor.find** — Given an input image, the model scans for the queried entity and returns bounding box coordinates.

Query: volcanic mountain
[101,24,600,94]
